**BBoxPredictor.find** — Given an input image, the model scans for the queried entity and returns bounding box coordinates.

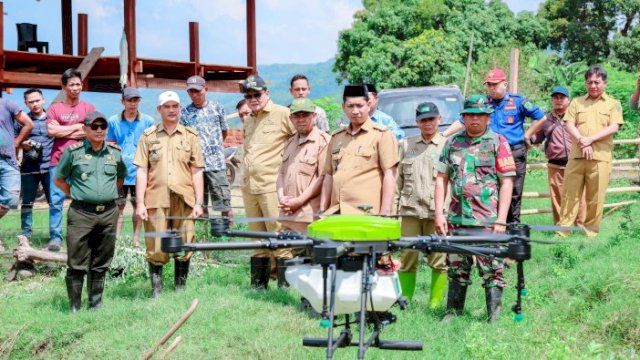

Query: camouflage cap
[290,98,316,114]
[460,94,494,114]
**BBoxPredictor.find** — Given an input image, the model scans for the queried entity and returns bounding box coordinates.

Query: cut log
[12,235,67,263]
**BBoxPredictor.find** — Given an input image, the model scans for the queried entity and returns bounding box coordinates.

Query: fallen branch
[141,299,199,360]
[160,336,183,359]
[13,235,67,263]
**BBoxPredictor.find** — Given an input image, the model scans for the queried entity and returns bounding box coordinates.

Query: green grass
[0,171,639,359]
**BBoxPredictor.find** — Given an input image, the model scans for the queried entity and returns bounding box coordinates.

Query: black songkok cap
[364,83,377,94]
[343,84,369,98]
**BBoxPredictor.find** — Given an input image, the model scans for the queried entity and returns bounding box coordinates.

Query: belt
[548,159,568,166]
[71,200,116,213]
[510,141,525,149]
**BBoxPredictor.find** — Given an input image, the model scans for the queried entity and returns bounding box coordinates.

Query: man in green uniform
[54,111,127,312]
[435,95,516,322]
[395,102,447,308]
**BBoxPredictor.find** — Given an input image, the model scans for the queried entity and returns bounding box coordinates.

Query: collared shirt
[243,100,296,194]
[323,119,399,214]
[395,133,446,219]
[530,111,571,164]
[47,100,96,166]
[278,127,331,222]
[564,93,624,162]
[15,111,54,171]
[180,100,228,172]
[371,109,405,139]
[133,123,205,208]
[56,139,127,203]
[106,111,155,185]
[437,129,516,226]
[0,99,24,165]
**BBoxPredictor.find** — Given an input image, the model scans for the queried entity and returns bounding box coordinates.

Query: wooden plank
[509,48,519,93]
[50,47,105,105]
[124,0,137,87]
[528,158,640,171]
[523,186,640,199]
[78,13,88,56]
[2,71,60,87]
[246,0,257,74]
[189,22,200,76]
[613,138,640,145]
[522,200,635,215]
[61,0,73,55]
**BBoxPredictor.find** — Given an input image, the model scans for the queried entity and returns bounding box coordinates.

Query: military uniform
[557,93,624,236]
[134,123,204,265]
[242,100,295,257]
[56,136,127,311]
[437,129,516,288]
[323,119,398,214]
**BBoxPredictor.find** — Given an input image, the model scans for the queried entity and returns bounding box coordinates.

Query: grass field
[1,170,639,359]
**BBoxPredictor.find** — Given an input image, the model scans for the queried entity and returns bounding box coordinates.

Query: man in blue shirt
[365,84,405,140]
[16,89,54,241]
[443,68,547,223]
[107,87,155,248]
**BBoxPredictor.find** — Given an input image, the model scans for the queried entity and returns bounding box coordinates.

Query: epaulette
[372,123,388,132]
[68,142,84,151]
[319,131,332,143]
[331,127,347,136]
[184,126,198,135]
[106,142,121,151]
[143,125,157,135]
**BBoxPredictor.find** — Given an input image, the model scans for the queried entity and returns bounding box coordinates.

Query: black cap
[122,87,141,100]
[416,102,439,120]
[242,74,267,92]
[364,83,377,94]
[84,111,108,125]
[343,84,369,99]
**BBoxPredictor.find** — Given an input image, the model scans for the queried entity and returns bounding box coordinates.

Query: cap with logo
[122,87,141,100]
[550,85,570,97]
[343,84,369,98]
[416,102,439,121]
[485,68,507,83]
[242,74,267,92]
[158,91,181,106]
[461,94,494,114]
[84,111,108,125]
[186,75,206,91]
[290,98,316,114]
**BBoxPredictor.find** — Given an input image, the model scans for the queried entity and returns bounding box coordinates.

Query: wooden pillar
[246,0,257,74]
[509,48,519,94]
[78,13,88,56]
[189,22,201,76]
[124,0,137,87]
[61,0,73,55]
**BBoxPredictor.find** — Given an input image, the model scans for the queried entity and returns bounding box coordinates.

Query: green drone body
[307,215,401,242]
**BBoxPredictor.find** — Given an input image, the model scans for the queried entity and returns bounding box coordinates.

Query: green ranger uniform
[56,113,127,311]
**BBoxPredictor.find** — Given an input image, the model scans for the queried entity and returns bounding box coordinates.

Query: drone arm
[177,239,314,252]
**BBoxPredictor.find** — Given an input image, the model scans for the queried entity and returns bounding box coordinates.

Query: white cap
[157,91,180,106]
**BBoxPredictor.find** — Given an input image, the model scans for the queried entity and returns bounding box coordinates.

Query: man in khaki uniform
[241,74,296,289]
[395,102,448,309]
[134,91,205,297]
[275,98,330,288]
[557,66,623,237]
[321,85,398,216]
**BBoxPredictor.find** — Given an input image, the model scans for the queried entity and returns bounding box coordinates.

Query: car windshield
[378,95,461,129]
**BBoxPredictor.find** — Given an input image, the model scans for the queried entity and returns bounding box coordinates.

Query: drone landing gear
[303,253,423,360]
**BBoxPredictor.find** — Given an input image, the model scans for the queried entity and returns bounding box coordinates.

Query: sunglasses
[89,123,108,130]
[243,92,263,100]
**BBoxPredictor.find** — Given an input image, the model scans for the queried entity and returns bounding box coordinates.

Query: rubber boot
[442,281,467,322]
[65,272,84,313]
[397,271,417,300]
[88,271,106,309]
[276,257,290,288]
[149,263,163,299]
[174,259,190,291]
[250,257,270,290]
[428,270,448,309]
[485,286,503,323]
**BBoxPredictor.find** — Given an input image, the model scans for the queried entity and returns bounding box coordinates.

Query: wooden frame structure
[0,0,257,93]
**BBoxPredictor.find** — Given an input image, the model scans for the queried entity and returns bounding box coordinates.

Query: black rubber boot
[442,281,468,322]
[485,286,503,323]
[174,259,190,291]
[65,271,84,313]
[250,257,270,290]
[88,271,106,309]
[276,257,290,288]
[149,263,163,299]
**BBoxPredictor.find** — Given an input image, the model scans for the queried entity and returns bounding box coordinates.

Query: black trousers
[66,205,118,273]
[508,144,527,224]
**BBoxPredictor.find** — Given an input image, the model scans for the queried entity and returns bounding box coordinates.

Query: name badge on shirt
[507,116,514,124]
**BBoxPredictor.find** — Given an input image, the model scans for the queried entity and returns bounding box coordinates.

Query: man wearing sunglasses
[241,74,295,289]
[54,111,127,312]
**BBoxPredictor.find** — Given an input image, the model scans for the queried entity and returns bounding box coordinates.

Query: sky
[3,0,544,66]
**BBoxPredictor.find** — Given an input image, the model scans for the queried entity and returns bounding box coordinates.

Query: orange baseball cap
[485,68,507,83]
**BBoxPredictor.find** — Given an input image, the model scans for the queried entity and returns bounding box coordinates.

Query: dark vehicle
[377,85,463,138]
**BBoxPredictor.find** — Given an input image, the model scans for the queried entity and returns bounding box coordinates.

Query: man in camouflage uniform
[434,95,516,322]
[395,102,448,308]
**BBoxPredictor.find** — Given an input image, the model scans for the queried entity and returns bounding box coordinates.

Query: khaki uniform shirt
[395,133,446,219]
[278,127,331,222]
[243,101,295,194]
[565,93,624,162]
[133,123,204,208]
[323,119,398,214]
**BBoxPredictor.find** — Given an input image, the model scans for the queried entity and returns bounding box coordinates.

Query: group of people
[0,64,625,323]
